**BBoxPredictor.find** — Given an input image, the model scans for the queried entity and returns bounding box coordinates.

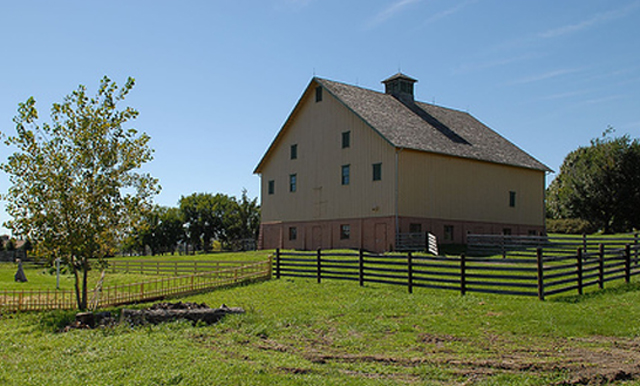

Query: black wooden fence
[273,243,640,300]
[467,234,640,258]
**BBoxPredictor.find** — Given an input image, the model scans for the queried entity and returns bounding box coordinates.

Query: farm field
[2,274,640,385]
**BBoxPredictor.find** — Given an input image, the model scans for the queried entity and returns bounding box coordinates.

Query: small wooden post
[598,244,605,289]
[460,253,466,296]
[625,244,631,284]
[576,248,583,295]
[582,233,587,254]
[275,248,281,279]
[407,252,413,294]
[536,248,545,301]
[316,248,322,284]
[359,249,364,286]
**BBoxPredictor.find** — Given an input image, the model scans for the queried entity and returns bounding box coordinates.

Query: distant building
[254,73,551,252]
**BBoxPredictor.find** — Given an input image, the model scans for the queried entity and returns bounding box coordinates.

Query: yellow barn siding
[260,81,396,223]
[397,149,545,226]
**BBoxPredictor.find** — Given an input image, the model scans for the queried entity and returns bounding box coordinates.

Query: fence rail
[273,243,640,300]
[467,233,640,257]
[107,260,258,276]
[395,232,438,254]
[0,259,271,312]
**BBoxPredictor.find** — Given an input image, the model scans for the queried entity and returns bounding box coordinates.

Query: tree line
[124,189,260,255]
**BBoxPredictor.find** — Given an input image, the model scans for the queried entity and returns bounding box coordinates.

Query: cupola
[382,73,418,103]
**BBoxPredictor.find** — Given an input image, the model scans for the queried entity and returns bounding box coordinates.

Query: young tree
[1,76,160,310]
[547,130,640,233]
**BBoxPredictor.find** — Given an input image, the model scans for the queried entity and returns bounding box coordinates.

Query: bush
[546,218,598,234]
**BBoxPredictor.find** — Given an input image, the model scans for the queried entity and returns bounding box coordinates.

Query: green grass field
[0,251,272,292]
[2,272,640,385]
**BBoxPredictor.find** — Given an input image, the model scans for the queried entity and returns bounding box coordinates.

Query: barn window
[341,165,350,185]
[372,163,382,181]
[315,86,322,102]
[340,224,350,240]
[289,174,297,192]
[289,227,297,241]
[509,191,516,207]
[268,180,275,195]
[290,144,298,160]
[342,131,350,148]
[503,228,512,235]
[409,223,422,233]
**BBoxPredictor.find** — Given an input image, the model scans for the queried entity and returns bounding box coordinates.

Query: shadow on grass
[551,281,640,304]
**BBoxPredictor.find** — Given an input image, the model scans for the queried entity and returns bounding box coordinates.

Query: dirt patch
[122,302,244,326]
[63,302,244,331]
[256,332,640,384]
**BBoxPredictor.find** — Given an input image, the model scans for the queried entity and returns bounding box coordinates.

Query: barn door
[374,223,387,253]
[312,226,322,250]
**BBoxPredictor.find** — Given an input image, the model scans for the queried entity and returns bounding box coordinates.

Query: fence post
[583,233,587,254]
[316,248,322,283]
[598,244,604,289]
[359,249,364,287]
[625,244,631,284]
[577,248,583,295]
[501,235,506,259]
[635,233,638,265]
[268,254,273,280]
[407,252,413,294]
[536,248,545,301]
[460,254,466,296]
[275,249,281,279]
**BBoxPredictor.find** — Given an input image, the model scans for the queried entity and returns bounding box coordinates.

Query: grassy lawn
[2,275,640,385]
[0,251,273,292]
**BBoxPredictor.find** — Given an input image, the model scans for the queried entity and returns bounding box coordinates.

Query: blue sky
[1,0,639,235]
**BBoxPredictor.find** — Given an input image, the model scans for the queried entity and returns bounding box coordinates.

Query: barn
[254,73,551,252]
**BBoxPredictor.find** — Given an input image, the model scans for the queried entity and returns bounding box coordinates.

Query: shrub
[546,218,598,234]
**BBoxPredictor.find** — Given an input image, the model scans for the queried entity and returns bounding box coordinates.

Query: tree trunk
[72,257,83,310]
[81,259,89,311]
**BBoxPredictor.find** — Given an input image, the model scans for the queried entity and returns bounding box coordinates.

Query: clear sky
[1,0,639,235]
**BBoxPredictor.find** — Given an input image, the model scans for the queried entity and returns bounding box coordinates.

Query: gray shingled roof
[317,77,551,172]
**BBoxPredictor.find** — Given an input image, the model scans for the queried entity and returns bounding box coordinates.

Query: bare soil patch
[256,332,640,384]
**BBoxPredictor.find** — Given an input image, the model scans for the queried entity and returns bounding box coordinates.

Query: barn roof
[316,77,551,172]
[254,75,551,173]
